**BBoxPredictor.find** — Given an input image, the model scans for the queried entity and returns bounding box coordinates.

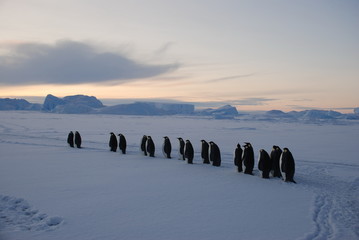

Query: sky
[0,0,358,112]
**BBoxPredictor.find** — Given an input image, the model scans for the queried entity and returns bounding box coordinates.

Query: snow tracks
[0,195,63,233]
[298,162,359,240]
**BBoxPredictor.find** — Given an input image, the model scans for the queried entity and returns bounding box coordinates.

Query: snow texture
[0,111,358,240]
[0,195,63,232]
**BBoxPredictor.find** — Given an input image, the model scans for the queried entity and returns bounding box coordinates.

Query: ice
[0,111,358,240]
[1,95,359,122]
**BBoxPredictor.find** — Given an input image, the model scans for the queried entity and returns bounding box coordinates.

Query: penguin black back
[258,149,272,178]
[67,131,74,148]
[177,137,185,160]
[184,140,194,164]
[201,140,210,164]
[141,135,147,156]
[74,131,82,148]
[234,144,243,172]
[146,136,155,157]
[118,133,127,154]
[280,148,296,183]
[209,141,221,167]
[271,145,282,178]
[109,132,118,152]
[162,136,172,159]
[243,142,254,174]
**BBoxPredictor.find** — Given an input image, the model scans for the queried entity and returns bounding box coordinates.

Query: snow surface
[0,111,358,240]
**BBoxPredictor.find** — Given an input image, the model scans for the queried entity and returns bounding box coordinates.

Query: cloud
[0,40,179,85]
[232,98,277,106]
[205,73,255,83]
[153,42,175,56]
[186,98,277,109]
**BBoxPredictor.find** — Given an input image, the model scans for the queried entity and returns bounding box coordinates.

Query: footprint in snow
[0,195,63,232]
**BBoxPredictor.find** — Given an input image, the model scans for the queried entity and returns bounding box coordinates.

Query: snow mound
[0,98,41,111]
[0,195,63,232]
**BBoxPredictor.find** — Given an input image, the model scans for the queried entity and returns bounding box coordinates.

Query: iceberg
[0,98,41,111]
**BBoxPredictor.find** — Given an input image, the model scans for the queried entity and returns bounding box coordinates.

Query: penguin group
[109,132,127,154]
[67,131,82,148]
[139,135,155,157]
[235,143,296,183]
[67,132,296,183]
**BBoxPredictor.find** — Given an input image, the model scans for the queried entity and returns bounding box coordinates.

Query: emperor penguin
[177,137,185,160]
[141,135,147,156]
[242,142,254,174]
[118,133,127,154]
[234,143,243,172]
[280,148,296,183]
[109,132,118,152]
[209,141,221,167]
[184,140,194,164]
[74,131,82,148]
[146,136,155,157]
[200,140,210,164]
[258,149,272,179]
[270,145,282,178]
[162,136,172,158]
[67,131,74,148]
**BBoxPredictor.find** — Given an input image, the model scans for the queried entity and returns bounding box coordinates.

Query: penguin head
[177,137,183,141]
[147,136,152,139]
[237,143,241,148]
[244,142,251,147]
[283,147,289,152]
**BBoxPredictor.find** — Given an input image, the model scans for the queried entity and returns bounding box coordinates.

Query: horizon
[1,94,356,114]
[0,1,358,113]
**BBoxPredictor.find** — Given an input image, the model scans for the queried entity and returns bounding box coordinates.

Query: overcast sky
[0,0,358,112]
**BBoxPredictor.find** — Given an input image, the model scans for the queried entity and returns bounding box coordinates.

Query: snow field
[0,111,358,240]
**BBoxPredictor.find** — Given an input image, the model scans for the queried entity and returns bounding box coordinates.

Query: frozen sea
[0,111,358,240]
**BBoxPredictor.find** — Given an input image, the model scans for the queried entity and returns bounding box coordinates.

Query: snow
[97,102,194,115]
[195,105,238,119]
[0,99,41,111]
[42,94,103,113]
[0,111,358,240]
